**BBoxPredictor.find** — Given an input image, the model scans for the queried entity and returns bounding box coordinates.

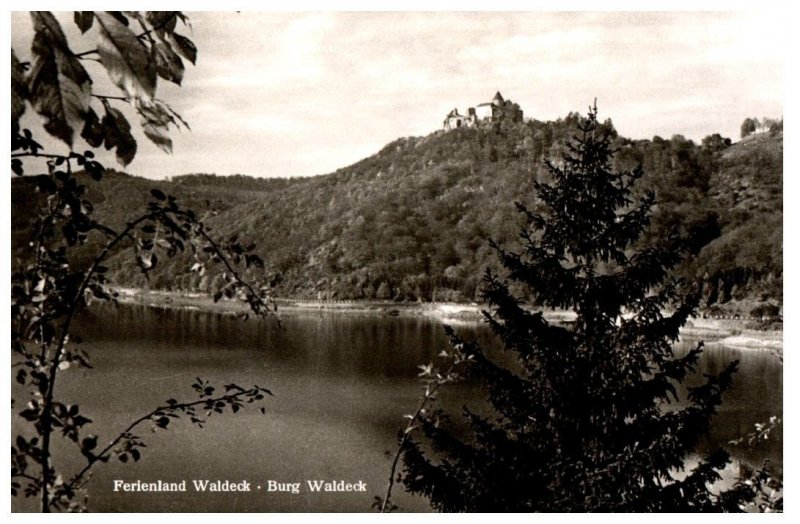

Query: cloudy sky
[11,10,785,180]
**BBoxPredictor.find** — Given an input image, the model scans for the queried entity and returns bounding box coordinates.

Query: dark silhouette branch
[380,361,457,513]
[11,152,67,160]
[36,204,273,511]
[39,210,161,511]
[189,219,273,313]
[59,387,268,501]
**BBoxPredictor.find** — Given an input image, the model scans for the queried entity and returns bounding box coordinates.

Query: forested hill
[12,114,783,313]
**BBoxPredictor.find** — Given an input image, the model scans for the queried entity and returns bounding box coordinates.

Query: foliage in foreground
[11,11,275,512]
[392,107,775,512]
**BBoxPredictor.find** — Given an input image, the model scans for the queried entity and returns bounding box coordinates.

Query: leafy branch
[19,183,275,510]
[72,11,185,58]
[12,11,197,165]
[58,382,272,505]
[376,329,470,513]
[36,208,161,511]
[12,157,277,512]
[11,11,274,513]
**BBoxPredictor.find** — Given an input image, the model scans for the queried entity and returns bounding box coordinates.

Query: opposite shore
[113,288,782,353]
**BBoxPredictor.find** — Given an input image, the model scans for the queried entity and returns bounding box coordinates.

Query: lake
[14,304,783,512]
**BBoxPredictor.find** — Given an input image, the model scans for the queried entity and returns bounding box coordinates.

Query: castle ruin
[443,91,523,131]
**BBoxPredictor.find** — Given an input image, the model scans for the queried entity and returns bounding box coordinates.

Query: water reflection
[33,304,781,512]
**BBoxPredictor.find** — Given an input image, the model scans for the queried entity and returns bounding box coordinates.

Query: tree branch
[11,152,67,160]
[380,360,458,513]
[59,387,267,500]
[39,210,161,511]
[34,199,272,511]
[179,212,274,316]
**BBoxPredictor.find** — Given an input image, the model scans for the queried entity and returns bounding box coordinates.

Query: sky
[10,10,786,180]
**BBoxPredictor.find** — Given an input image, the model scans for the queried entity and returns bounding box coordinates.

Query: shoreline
[113,288,782,352]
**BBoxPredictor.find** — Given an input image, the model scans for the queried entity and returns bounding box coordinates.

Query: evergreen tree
[400,106,757,512]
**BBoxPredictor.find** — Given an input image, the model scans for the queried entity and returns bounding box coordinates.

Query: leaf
[85,160,105,181]
[12,159,24,176]
[108,11,130,27]
[115,137,138,167]
[81,435,97,451]
[153,40,184,86]
[175,12,191,29]
[161,100,191,130]
[95,11,156,101]
[100,102,137,166]
[20,408,39,421]
[142,121,173,154]
[11,49,28,136]
[28,12,92,146]
[169,33,197,65]
[80,109,105,148]
[74,11,94,33]
[136,99,176,153]
[137,98,174,126]
[146,11,178,35]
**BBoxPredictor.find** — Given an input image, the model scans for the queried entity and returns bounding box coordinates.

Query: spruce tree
[400,106,757,512]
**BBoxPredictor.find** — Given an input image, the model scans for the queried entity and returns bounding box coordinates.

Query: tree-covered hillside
[12,115,782,312]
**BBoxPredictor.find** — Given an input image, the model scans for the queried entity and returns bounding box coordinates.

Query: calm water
[15,304,783,512]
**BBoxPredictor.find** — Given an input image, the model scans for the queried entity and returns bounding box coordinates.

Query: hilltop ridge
[12,114,783,314]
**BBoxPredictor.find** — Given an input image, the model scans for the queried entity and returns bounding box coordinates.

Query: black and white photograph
[6,4,787,514]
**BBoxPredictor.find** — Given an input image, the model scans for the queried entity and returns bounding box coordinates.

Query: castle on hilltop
[443,91,523,131]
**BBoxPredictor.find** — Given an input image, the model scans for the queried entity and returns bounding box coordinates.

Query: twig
[92,94,128,102]
[380,361,458,513]
[11,152,67,160]
[13,472,40,483]
[59,388,266,500]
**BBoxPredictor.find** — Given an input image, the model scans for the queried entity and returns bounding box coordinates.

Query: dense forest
[11,114,783,315]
